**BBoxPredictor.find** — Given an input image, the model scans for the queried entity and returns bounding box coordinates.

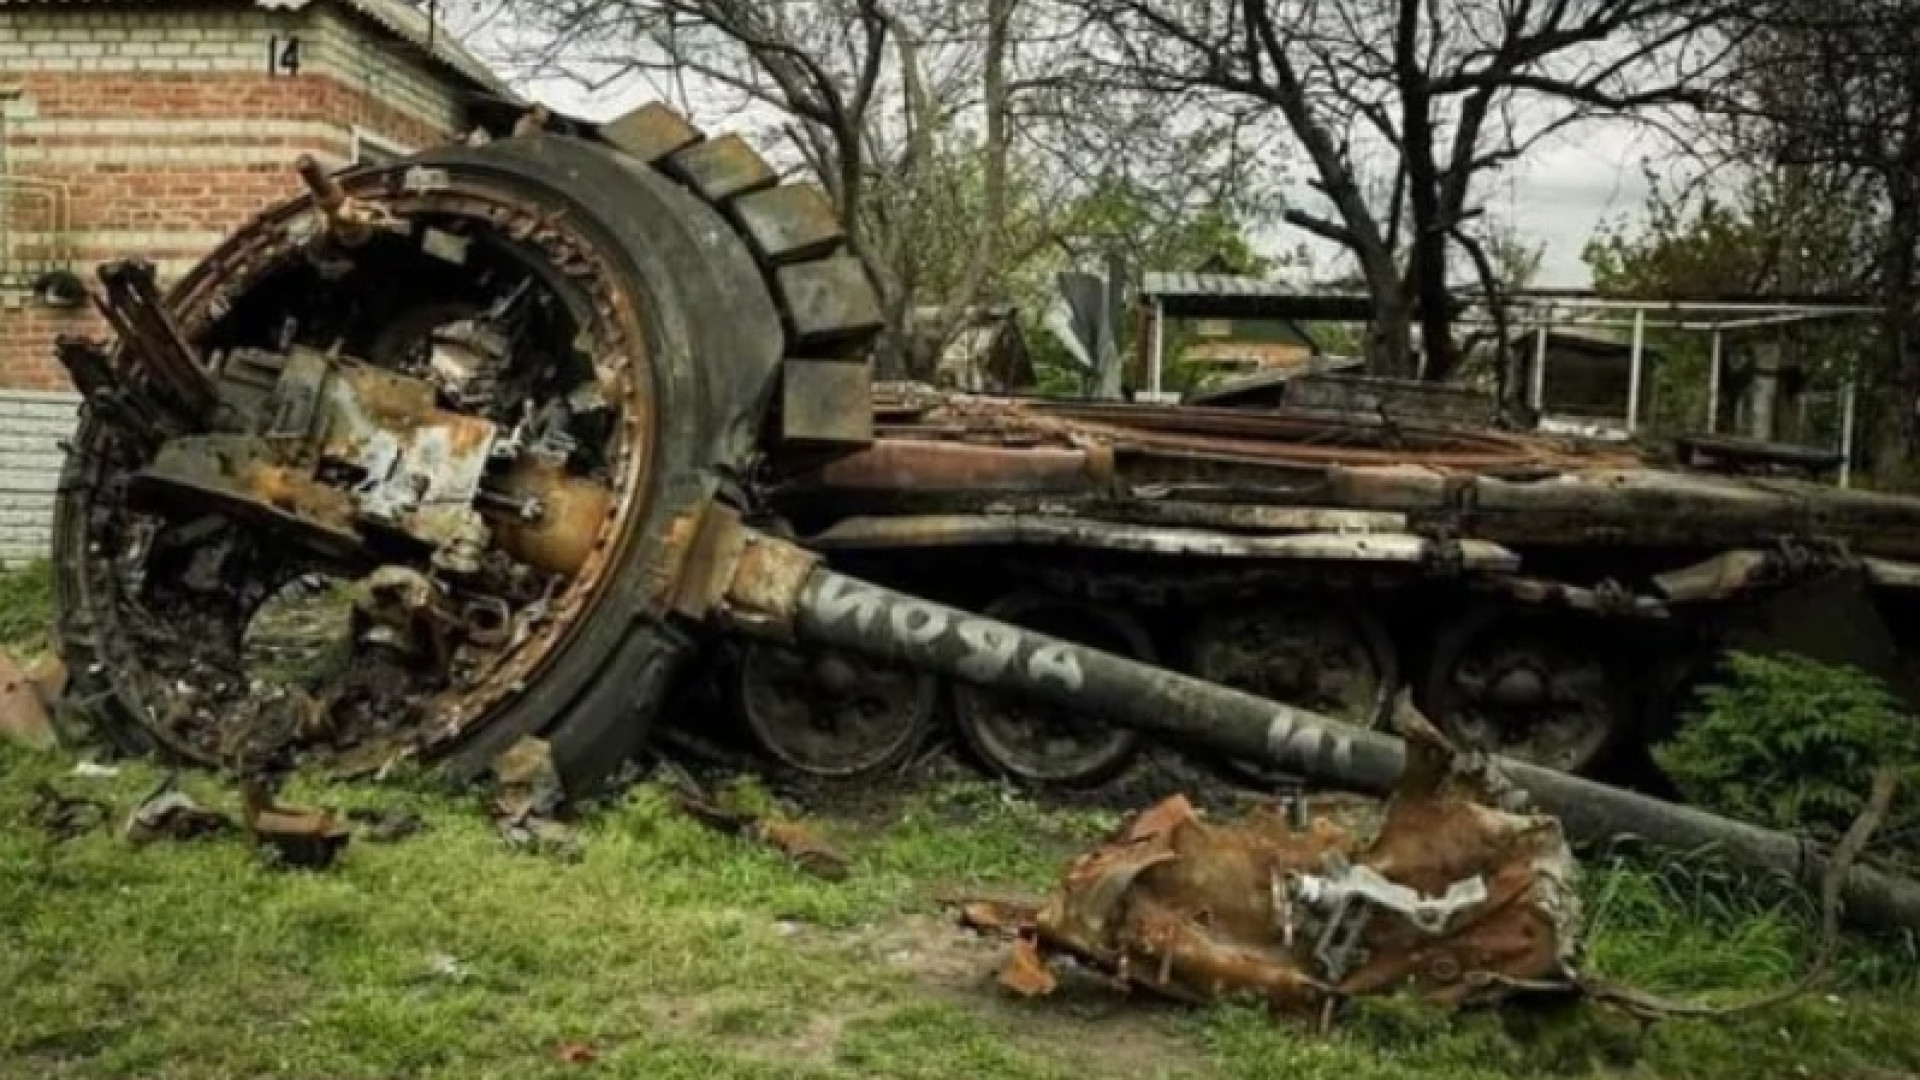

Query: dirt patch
[850,912,1010,991]
[842,912,1207,1077]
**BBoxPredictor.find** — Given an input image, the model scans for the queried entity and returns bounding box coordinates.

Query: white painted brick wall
[0,390,78,566]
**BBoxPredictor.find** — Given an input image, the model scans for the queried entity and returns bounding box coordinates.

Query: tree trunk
[1368,277,1418,380]
[1409,232,1459,382]
[1877,187,1919,478]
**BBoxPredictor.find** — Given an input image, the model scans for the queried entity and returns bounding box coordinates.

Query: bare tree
[1079,0,1746,381]
[495,0,1273,379]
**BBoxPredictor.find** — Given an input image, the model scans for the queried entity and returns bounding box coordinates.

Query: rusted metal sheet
[801,439,1112,494]
[717,527,820,640]
[127,348,511,571]
[982,718,1578,1011]
[241,781,351,869]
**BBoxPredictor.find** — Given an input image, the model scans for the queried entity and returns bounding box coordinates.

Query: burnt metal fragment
[987,718,1577,1011]
[241,780,351,869]
[670,785,852,881]
[91,259,219,423]
[125,779,233,844]
[26,783,111,842]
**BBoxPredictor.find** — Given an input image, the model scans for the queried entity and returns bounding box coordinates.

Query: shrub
[1654,651,1920,846]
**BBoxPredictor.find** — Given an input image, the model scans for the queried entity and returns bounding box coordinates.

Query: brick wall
[0,1,474,385]
[0,0,484,562]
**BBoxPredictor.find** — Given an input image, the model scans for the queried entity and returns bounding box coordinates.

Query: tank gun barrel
[702,523,1920,934]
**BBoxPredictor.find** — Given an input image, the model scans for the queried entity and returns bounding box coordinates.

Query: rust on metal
[670,785,852,880]
[57,151,661,769]
[803,439,1114,494]
[490,457,618,577]
[294,154,398,247]
[717,531,820,640]
[240,780,352,869]
[295,154,348,213]
[987,712,1578,1012]
[92,259,219,420]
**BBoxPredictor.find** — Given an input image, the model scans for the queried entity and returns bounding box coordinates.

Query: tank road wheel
[50,112,882,791]
[1421,605,1628,775]
[1189,600,1397,788]
[951,593,1150,787]
[734,642,937,779]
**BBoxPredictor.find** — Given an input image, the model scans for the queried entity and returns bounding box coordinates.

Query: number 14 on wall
[268,35,302,77]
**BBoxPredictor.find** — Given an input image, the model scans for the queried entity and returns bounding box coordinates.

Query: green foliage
[1655,652,1920,844]
[1583,168,1876,440]
[0,559,53,656]
[1018,177,1284,396]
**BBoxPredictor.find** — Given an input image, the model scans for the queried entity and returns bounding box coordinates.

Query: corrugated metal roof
[1,0,511,97]
[1139,271,1378,322]
[1140,272,1301,300]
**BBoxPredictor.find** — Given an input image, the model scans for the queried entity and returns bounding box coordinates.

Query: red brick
[1,27,473,389]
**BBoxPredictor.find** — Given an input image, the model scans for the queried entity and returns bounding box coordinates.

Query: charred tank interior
[55,160,651,772]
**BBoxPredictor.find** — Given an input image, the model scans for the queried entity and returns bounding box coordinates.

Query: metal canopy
[1137,272,1881,481]
[1139,273,1376,322]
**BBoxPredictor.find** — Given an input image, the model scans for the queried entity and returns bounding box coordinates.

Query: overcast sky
[1500,123,1668,286]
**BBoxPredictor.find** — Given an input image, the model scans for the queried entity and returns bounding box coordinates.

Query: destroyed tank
[45,105,1920,800]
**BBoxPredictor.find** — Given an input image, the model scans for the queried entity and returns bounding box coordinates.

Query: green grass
[0,559,53,658]
[3,746,1920,1080]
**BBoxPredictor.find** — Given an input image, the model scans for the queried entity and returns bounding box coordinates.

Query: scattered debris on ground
[26,781,111,841]
[125,776,234,844]
[425,952,473,982]
[0,650,56,750]
[489,737,582,859]
[969,711,1579,1014]
[672,786,853,881]
[240,779,351,869]
[346,805,427,843]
